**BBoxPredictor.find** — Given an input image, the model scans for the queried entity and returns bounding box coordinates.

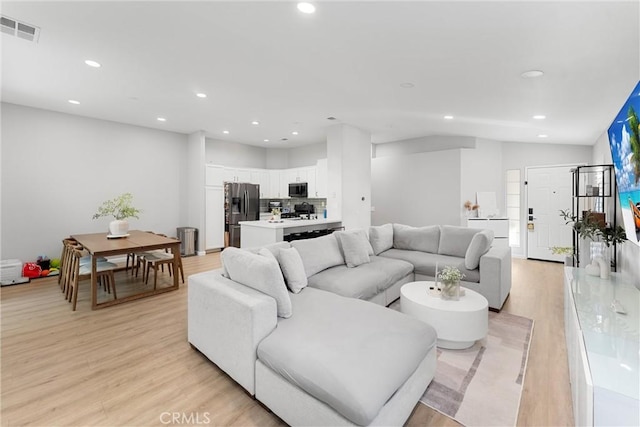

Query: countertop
[239,218,342,229]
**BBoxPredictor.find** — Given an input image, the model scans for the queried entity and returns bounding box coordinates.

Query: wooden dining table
[70,230,182,309]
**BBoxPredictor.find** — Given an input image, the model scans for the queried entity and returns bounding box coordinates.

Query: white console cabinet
[564,267,639,426]
[467,217,509,247]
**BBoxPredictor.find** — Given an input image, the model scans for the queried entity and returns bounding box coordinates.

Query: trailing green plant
[559,209,626,247]
[92,193,141,221]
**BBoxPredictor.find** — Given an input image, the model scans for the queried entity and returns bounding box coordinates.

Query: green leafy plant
[550,246,573,255]
[92,193,141,221]
[559,209,626,247]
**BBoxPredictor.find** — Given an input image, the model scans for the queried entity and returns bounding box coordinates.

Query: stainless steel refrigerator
[224,182,260,248]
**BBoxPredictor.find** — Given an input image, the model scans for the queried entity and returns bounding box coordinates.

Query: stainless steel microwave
[288,182,308,198]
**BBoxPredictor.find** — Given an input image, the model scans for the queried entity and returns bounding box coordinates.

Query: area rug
[390,301,534,427]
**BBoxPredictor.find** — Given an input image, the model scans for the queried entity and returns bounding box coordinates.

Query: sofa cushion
[277,247,308,293]
[221,247,292,318]
[257,287,437,426]
[246,241,291,256]
[334,230,371,268]
[291,234,345,278]
[307,256,414,300]
[335,229,374,256]
[465,230,494,269]
[369,223,394,255]
[378,248,480,283]
[393,224,440,253]
[438,225,479,257]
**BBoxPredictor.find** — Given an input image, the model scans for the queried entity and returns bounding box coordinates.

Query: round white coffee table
[400,281,488,349]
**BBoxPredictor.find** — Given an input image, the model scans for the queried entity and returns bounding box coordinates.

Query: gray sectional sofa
[187,224,511,426]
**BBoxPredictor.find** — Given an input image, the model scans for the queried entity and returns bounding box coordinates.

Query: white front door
[526,165,575,261]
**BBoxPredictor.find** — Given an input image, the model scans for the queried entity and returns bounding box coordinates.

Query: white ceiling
[2,1,639,148]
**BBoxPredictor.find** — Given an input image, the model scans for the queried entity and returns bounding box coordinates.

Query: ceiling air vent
[1,16,40,42]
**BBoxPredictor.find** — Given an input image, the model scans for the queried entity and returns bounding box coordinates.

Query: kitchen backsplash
[260,198,327,215]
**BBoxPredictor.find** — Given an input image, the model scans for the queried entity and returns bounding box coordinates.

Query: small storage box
[1,259,23,281]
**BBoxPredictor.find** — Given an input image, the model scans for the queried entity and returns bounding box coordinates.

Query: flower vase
[589,241,610,270]
[440,280,460,301]
[109,220,129,236]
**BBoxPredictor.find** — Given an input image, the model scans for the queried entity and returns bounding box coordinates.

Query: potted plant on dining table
[93,192,142,237]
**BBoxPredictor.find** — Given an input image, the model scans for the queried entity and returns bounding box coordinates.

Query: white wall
[265,148,289,169]
[326,124,371,230]
[286,142,326,168]
[205,140,326,170]
[374,135,476,158]
[205,138,266,168]
[593,133,640,288]
[1,103,188,262]
[460,139,504,224]
[371,149,462,226]
[187,131,206,253]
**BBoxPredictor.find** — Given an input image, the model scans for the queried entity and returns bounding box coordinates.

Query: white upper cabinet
[206,162,327,199]
[250,170,270,198]
[269,170,284,198]
[222,167,252,183]
[205,165,225,187]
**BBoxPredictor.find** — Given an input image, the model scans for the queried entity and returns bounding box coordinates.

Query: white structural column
[187,130,206,254]
[326,124,372,231]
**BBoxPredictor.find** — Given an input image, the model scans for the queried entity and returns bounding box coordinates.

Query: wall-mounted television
[607,80,640,246]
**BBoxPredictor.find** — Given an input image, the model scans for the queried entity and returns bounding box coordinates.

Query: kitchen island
[239,219,343,248]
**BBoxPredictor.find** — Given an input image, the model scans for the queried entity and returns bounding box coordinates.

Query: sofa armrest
[478,245,512,310]
[187,269,278,395]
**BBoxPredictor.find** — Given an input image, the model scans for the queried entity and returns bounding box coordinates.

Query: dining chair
[138,234,184,290]
[59,240,110,297]
[67,247,118,310]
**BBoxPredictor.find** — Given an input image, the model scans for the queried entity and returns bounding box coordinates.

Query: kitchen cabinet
[250,170,269,198]
[467,217,509,247]
[223,167,252,183]
[205,186,225,249]
[269,170,284,198]
[205,165,225,187]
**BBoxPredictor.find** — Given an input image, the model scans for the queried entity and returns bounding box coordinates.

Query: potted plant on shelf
[93,193,141,237]
[559,209,627,269]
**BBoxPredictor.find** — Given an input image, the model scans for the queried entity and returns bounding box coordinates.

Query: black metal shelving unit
[571,164,618,270]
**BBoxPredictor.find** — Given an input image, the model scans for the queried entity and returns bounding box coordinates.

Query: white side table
[400,281,489,349]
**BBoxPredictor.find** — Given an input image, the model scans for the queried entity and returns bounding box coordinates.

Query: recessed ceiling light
[264,139,269,142]
[400,82,415,88]
[533,115,546,120]
[521,70,544,78]
[444,115,454,120]
[281,138,288,141]
[297,2,316,14]
[327,116,337,120]
[196,93,207,98]
[68,99,80,105]
[84,59,101,68]
[223,130,229,134]
[537,134,548,138]
[252,121,260,125]
[292,131,299,135]
[157,117,166,122]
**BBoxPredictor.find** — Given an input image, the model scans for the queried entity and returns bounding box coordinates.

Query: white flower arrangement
[438,265,465,285]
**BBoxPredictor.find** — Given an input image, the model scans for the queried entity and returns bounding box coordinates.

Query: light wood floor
[1,254,573,426]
